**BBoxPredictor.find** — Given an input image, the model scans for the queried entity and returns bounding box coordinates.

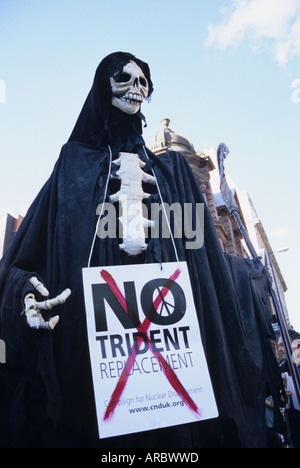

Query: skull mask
[110,60,149,115]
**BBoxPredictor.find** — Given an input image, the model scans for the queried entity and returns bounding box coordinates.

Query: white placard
[83,262,218,439]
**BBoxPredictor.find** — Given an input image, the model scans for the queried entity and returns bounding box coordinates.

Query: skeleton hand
[24,277,71,330]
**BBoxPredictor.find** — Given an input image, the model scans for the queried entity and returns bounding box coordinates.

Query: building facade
[0,212,23,259]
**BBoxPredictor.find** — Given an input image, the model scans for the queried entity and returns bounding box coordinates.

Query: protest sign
[83,262,218,439]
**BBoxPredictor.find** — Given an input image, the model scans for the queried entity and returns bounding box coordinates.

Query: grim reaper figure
[0,52,283,448]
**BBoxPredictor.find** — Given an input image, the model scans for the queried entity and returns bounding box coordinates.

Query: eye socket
[116,72,131,83]
[139,77,147,87]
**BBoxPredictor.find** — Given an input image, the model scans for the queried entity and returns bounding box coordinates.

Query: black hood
[68,52,154,148]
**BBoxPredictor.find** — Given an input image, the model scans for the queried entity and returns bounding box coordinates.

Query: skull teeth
[121,93,143,103]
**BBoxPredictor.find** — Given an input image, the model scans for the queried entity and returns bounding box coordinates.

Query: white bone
[111,152,155,256]
[24,289,71,330]
[29,277,49,297]
[36,289,71,311]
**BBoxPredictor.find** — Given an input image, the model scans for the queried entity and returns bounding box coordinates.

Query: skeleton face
[110,61,149,115]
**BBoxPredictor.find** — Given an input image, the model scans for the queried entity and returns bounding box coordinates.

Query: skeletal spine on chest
[110,152,155,256]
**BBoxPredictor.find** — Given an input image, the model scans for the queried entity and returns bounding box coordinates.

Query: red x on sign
[100,268,202,422]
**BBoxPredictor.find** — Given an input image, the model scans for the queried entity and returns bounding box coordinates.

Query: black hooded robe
[0,53,283,448]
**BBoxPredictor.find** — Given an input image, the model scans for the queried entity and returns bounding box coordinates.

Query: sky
[0,0,300,330]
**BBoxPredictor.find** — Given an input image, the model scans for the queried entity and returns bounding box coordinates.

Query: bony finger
[24,293,36,310]
[49,316,59,330]
[37,316,60,330]
[55,288,71,305]
[35,289,71,311]
[29,277,50,297]
[26,308,38,319]
[25,309,59,331]
[26,313,41,329]
[47,289,71,308]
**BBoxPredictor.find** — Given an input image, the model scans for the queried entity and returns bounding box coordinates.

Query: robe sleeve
[0,151,63,350]
[0,150,66,439]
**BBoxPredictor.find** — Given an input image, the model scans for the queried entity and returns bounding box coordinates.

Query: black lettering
[96,335,109,359]
[125,333,133,356]
[150,329,164,353]
[163,328,180,351]
[92,281,140,332]
[110,334,126,358]
[133,332,149,355]
[179,326,190,348]
[100,362,109,379]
